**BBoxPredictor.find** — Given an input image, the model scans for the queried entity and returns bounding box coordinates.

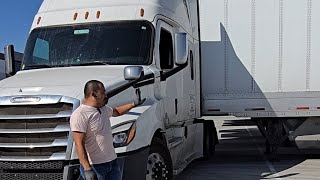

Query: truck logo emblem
[10,97,41,103]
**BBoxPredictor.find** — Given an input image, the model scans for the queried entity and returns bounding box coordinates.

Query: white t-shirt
[70,104,117,164]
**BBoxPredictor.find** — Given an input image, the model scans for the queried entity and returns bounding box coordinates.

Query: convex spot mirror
[124,66,144,81]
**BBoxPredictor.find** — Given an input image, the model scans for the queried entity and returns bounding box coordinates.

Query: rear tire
[146,138,173,180]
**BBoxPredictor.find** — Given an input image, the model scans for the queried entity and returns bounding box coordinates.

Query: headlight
[112,121,136,148]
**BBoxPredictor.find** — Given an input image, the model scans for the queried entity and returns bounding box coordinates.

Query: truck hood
[0,66,128,98]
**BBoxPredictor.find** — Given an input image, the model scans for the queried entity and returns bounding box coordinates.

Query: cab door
[180,41,197,122]
[154,20,183,125]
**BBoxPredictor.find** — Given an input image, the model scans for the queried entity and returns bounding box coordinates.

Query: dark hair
[84,80,104,98]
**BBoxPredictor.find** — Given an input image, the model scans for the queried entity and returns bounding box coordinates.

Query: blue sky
[0,1,43,53]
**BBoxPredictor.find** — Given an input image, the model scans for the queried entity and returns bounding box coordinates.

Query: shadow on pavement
[175,120,306,180]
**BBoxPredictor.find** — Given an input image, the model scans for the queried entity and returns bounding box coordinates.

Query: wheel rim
[146,153,169,180]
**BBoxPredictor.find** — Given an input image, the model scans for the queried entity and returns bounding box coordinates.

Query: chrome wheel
[146,153,170,180]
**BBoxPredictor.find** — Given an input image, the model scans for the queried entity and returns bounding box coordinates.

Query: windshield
[22,21,153,70]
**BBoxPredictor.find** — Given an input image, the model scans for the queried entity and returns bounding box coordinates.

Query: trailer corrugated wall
[199,0,320,117]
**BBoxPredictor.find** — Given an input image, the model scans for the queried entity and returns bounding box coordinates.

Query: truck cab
[0,1,215,180]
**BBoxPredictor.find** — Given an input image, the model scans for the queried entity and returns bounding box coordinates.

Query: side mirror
[175,33,188,65]
[124,66,144,81]
[4,45,16,77]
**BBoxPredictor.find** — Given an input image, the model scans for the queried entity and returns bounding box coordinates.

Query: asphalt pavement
[176,119,320,180]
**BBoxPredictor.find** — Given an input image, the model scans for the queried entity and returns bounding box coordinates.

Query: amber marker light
[85,12,89,19]
[140,8,145,17]
[96,11,101,19]
[73,13,78,20]
[37,17,41,25]
[126,123,136,144]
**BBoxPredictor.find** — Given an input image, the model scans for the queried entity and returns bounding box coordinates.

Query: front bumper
[118,146,150,180]
[62,146,150,180]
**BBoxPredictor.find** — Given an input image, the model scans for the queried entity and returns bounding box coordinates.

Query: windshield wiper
[69,61,110,66]
[25,64,54,69]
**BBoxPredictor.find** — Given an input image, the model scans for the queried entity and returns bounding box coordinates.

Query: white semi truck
[1,0,320,180]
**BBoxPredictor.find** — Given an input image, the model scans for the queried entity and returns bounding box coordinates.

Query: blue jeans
[80,159,122,180]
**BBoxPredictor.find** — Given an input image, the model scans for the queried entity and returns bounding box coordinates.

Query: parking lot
[176,119,320,180]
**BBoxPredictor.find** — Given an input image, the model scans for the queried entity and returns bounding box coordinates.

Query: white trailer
[200,0,320,153]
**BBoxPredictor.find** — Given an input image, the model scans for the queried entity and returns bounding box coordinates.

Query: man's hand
[134,98,146,107]
[84,170,97,180]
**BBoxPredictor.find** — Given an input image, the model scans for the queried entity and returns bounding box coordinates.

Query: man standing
[71,80,145,180]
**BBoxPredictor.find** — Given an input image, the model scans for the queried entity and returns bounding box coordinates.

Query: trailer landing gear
[256,119,304,155]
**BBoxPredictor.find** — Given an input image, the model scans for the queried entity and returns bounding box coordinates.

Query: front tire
[146,138,173,180]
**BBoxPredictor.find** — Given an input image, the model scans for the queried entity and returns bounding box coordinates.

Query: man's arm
[112,102,135,117]
[73,131,91,171]
[112,98,146,117]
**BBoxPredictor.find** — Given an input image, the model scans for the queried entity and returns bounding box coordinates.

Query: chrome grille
[0,118,69,130]
[0,103,72,115]
[0,161,64,170]
[1,173,63,180]
[0,147,67,156]
[0,132,68,143]
[0,96,79,180]
[0,116,70,158]
[0,96,79,163]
